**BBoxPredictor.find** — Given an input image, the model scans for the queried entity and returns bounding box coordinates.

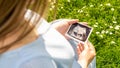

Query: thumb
[84,42,89,49]
[67,19,79,25]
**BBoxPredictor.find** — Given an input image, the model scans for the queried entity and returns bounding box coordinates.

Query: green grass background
[48,0,120,68]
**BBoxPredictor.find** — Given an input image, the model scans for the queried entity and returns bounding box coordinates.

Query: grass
[48,0,120,68]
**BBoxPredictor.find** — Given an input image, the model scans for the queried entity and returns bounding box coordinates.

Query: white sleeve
[72,60,82,68]
[19,57,57,68]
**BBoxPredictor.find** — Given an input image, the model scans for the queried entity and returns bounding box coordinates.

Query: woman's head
[0,0,51,53]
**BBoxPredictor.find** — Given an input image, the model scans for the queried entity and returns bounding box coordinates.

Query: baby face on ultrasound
[71,25,86,41]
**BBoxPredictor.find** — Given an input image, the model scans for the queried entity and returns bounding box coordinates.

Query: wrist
[78,60,88,68]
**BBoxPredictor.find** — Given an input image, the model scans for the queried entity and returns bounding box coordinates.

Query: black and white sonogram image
[67,23,92,43]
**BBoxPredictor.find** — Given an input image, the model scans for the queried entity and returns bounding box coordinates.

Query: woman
[0,0,96,68]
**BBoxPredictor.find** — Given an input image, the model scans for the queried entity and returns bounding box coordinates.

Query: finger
[87,41,96,52]
[77,45,83,55]
[77,46,81,55]
[77,43,82,52]
[78,43,85,52]
[84,42,89,49]
[67,19,79,25]
[79,43,84,51]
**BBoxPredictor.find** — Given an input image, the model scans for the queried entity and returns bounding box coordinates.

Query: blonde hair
[0,0,50,53]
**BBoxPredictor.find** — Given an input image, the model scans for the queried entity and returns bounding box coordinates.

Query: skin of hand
[52,19,96,68]
[51,19,79,39]
[77,41,96,68]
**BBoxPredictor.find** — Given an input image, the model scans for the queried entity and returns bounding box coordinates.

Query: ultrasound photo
[66,23,92,43]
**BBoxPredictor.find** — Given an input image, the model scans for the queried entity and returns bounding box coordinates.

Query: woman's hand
[51,19,78,39]
[77,41,96,68]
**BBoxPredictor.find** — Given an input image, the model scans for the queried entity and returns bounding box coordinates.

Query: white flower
[90,5,94,7]
[51,5,55,9]
[78,10,83,13]
[96,32,100,34]
[113,21,117,24]
[109,32,113,35]
[115,25,120,30]
[113,16,116,20]
[105,24,107,25]
[96,22,98,24]
[111,41,115,44]
[61,7,63,9]
[68,0,70,2]
[82,6,86,9]
[86,14,89,16]
[106,3,111,6]
[105,31,109,34]
[109,26,113,29]
[51,2,54,5]
[111,8,114,11]
[100,4,103,6]
[78,10,80,12]
[50,8,53,11]
[101,30,105,34]
[93,24,98,27]
[99,35,103,38]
